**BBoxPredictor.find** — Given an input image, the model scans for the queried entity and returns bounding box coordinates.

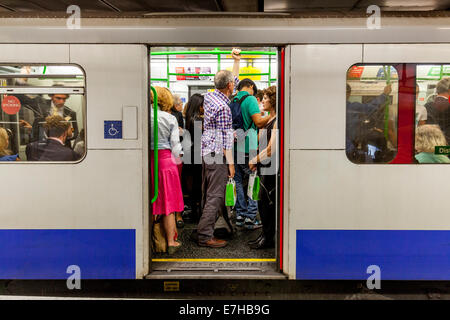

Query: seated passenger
[150,86,184,254]
[414,124,450,163]
[33,115,80,161]
[0,128,19,161]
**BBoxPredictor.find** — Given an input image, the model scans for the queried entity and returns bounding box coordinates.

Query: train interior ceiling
[149,46,281,277]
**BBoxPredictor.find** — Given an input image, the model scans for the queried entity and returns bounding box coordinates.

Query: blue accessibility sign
[104,120,122,139]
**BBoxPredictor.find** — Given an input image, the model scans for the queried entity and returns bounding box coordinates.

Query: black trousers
[259,173,276,242]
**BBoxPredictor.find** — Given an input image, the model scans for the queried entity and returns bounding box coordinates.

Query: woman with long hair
[182,93,204,222]
[150,86,184,254]
[248,86,277,249]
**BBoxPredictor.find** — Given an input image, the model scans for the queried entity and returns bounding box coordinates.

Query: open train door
[147,46,287,279]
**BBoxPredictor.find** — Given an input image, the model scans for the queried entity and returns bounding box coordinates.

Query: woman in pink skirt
[151,86,184,254]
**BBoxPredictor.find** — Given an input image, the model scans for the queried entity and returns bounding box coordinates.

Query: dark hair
[237,78,258,96]
[184,93,204,133]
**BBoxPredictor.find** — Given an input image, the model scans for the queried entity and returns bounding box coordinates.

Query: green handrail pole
[151,50,277,56]
[268,54,271,86]
[440,65,443,80]
[217,53,221,71]
[166,55,170,88]
[150,86,159,204]
[383,66,391,141]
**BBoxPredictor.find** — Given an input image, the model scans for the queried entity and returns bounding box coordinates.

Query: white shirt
[50,102,64,117]
[150,108,183,157]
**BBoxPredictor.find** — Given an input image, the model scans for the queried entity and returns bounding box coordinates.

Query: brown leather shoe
[198,237,227,248]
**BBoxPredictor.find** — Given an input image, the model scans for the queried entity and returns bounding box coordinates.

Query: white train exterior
[0,14,449,280]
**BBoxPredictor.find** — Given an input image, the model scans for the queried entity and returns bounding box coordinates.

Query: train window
[0,65,85,162]
[346,65,398,164]
[414,65,450,164]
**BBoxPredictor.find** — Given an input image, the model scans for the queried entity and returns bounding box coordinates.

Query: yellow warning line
[152,258,276,262]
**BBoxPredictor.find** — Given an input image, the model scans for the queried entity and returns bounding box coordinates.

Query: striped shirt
[201,76,239,157]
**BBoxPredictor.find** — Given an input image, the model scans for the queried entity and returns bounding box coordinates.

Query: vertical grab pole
[151,86,159,204]
[383,65,391,141]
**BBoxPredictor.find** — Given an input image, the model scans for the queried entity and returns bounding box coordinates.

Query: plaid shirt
[201,76,239,157]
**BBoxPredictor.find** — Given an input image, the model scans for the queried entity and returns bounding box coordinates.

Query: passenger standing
[248,86,277,249]
[183,93,204,223]
[415,84,427,127]
[0,128,19,161]
[232,78,272,229]
[171,94,185,228]
[32,91,78,148]
[425,77,450,142]
[150,86,184,254]
[197,48,240,248]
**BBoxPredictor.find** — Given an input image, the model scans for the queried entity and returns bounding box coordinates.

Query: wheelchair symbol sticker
[104,121,122,139]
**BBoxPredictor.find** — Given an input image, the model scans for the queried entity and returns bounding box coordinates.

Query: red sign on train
[1,96,21,115]
[347,66,364,79]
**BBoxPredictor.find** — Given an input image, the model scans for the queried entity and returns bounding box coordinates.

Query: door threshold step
[145,271,287,280]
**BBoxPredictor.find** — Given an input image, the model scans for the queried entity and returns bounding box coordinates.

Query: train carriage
[0,14,449,281]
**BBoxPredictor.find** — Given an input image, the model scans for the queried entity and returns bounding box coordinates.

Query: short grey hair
[173,94,182,106]
[214,70,234,90]
[436,77,450,94]
[415,124,447,153]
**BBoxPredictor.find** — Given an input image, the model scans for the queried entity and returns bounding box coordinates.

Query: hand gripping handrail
[150,86,158,204]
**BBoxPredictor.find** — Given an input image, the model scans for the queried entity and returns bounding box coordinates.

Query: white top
[150,108,183,157]
[416,104,427,126]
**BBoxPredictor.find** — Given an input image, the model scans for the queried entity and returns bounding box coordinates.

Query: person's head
[185,93,204,116]
[49,94,70,109]
[214,70,235,97]
[255,90,264,104]
[44,115,72,143]
[150,86,174,112]
[346,83,352,100]
[237,78,258,96]
[416,84,420,99]
[415,124,447,153]
[0,127,12,156]
[436,77,450,97]
[263,86,277,113]
[173,94,183,112]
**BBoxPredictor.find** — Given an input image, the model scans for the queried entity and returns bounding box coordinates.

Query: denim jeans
[234,159,258,220]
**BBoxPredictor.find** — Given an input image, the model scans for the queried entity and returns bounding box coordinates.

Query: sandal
[167,241,182,255]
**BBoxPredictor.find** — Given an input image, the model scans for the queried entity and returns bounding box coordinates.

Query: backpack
[228,94,250,130]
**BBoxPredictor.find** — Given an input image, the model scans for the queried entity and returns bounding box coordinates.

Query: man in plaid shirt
[197,48,241,248]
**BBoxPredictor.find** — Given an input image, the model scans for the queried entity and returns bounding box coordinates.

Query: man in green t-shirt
[233,78,272,229]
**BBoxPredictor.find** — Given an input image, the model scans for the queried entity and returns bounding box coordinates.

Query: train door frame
[146,45,286,279]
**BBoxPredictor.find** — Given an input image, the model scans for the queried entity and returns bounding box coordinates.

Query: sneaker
[236,215,245,227]
[244,217,263,230]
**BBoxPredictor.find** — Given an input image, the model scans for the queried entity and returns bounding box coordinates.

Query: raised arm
[231,48,241,78]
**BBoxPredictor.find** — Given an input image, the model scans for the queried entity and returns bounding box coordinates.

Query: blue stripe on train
[296,230,450,280]
[0,229,136,279]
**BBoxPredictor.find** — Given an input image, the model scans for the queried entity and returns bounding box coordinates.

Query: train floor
[152,211,275,260]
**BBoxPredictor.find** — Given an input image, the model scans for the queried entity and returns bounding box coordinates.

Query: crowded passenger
[415,84,427,127]
[232,78,272,230]
[255,90,265,114]
[415,124,450,163]
[0,128,19,161]
[171,94,185,228]
[150,86,184,254]
[29,115,80,161]
[248,86,277,249]
[32,90,78,148]
[197,48,240,248]
[182,93,204,223]
[73,129,85,157]
[346,82,392,162]
[424,77,450,142]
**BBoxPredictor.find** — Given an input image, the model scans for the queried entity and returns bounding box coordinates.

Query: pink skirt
[150,149,184,215]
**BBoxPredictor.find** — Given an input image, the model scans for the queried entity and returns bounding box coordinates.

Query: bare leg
[162,213,180,247]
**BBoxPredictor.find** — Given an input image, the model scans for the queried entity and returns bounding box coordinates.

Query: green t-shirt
[234,91,260,154]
